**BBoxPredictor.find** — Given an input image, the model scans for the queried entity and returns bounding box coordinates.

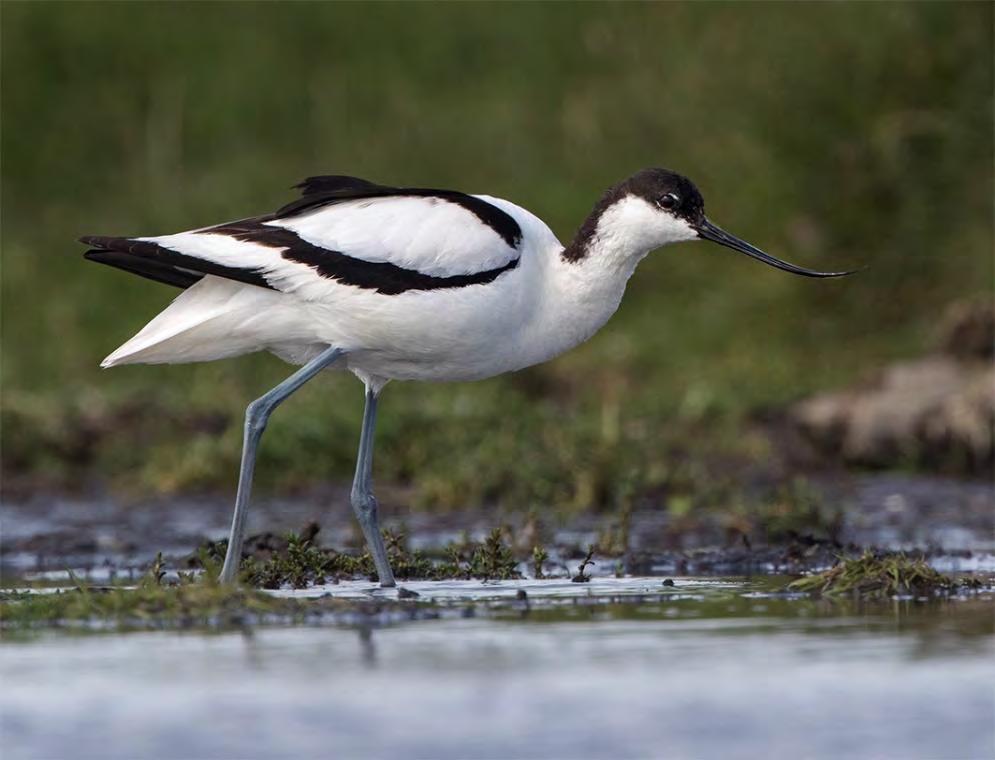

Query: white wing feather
[265,195,517,277]
[137,194,519,301]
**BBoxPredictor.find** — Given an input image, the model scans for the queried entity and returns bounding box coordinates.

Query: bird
[81,168,851,586]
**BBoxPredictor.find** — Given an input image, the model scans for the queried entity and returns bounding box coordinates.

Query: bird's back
[85,177,568,380]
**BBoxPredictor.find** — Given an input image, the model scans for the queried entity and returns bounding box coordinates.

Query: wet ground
[3,471,994,580]
[2,473,994,759]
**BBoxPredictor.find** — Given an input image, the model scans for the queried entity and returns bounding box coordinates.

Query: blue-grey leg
[219,345,345,584]
[351,386,396,587]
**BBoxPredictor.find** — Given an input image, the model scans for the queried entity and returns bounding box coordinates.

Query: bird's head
[571,167,852,278]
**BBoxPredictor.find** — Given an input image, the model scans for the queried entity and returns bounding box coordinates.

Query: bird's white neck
[565,194,698,268]
[531,195,696,358]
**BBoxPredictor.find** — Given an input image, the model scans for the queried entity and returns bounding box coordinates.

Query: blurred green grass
[1,2,992,507]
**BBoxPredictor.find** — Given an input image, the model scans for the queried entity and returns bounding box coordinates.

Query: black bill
[696,218,854,278]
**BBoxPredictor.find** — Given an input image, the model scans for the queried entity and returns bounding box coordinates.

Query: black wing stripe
[211,223,520,296]
[80,236,274,290]
[82,175,522,293]
[275,176,523,250]
[81,225,520,296]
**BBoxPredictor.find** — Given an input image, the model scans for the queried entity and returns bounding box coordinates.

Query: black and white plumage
[82,175,554,384]
[87,176,524,290]
[83,168,850,585]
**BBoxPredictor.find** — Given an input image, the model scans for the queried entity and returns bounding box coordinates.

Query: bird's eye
[659,193,680,210]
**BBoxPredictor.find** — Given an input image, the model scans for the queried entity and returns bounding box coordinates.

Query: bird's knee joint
[351,490,378,517]
[245,399,272,432]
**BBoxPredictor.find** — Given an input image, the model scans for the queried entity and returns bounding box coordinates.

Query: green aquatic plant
[789,552,961,598]
[2,564,297,630]
[532,545,549,579]
[477,528,521,580]
[237,529,438,588]
[143,552,167,587]
[240,533,336,589]
[439,528,521,581]
[229,526,521,588]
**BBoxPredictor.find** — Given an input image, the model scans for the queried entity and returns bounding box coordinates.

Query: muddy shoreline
[4,470,992,583]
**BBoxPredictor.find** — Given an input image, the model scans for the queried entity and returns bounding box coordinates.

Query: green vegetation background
[2,2,992,512]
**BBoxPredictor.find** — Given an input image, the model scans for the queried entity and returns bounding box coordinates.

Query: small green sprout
[532,545,549,579]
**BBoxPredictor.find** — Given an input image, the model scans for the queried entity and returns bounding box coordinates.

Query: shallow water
[3,577,993,760]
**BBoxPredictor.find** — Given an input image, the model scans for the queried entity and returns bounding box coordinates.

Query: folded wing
[81,176,523,298]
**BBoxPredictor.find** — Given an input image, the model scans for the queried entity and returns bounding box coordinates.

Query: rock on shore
[791,301,993,476]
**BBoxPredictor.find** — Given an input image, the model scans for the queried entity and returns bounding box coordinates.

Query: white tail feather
[101,276,301,367]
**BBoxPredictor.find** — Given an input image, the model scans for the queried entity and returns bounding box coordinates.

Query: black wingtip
[82,246,202,289]
[80,234,130,251]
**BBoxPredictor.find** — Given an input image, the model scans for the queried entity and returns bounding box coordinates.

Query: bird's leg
[351,385,396,587]
[218,345,345,584]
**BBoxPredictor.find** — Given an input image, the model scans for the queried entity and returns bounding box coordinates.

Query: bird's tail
[101,275,282,367]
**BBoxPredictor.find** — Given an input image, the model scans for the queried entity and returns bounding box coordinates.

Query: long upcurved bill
[696,218,855,278]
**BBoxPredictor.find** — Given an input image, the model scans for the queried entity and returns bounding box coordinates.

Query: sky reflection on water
[3,578,992,760]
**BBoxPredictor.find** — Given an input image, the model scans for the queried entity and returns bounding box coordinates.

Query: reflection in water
[1,577,992,760]
[358,625,377,668]
[239,624,264,671]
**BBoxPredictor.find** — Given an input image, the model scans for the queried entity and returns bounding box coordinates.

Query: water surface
[3,577,992,759]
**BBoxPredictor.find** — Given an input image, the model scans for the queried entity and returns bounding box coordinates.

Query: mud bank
[3,470,992,584]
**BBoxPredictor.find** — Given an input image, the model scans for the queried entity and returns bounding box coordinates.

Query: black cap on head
[620,168,705,227]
